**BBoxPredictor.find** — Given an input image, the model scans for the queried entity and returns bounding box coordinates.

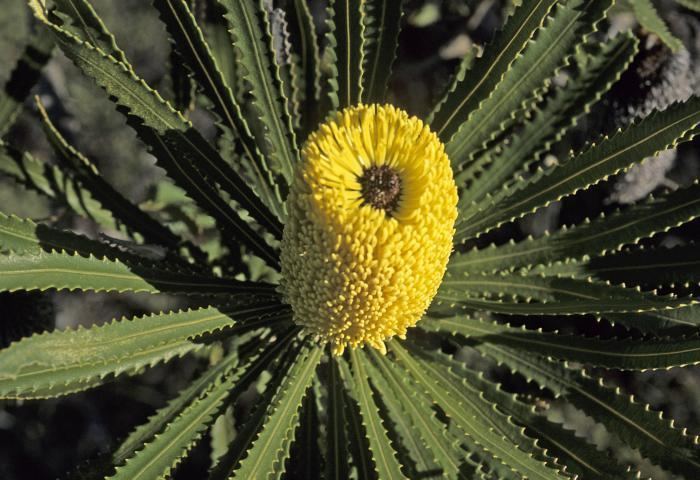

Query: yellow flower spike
[280,104,458,355]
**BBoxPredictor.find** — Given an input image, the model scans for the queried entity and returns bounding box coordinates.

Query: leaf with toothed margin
[437,273,697,315]
[565,370,700,478]
[109,331,294,478]
[457,32,639,204]
[367,349,468,479]
[266,0,304,134]
[532,244,700,291]
[445,0,613,168]
[325,0,364,110]
[360,352,441,478]
[428,0,558,137]
[361,0,404,104]
[50,0,130,64]
[457,96,700,240]
[324,357,351,480]
[0,143,122,233]
[230,341,322,479]
[451,181,700,274]
[286,0,322,133]
[151,0,284,221]
[0,31,53,137]
[422,345,637,479]
[451,339,700,478]
[421,315,700,370]
[605,305,700,332]
[0,210,208,271]
[630,0,683,52]
[0,250,277,297]
[410,343,580,473]
[109,349,249,480]
[342,350,407,479]
[390,340,566,480]
[27,1,280,268]
[0,303,286,400]
[35,98,202,259]
[216,0,299,185]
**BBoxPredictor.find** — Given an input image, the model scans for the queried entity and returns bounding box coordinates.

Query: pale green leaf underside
[0,303,285,399]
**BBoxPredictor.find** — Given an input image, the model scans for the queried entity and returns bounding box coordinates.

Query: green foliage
[1,0,700,478]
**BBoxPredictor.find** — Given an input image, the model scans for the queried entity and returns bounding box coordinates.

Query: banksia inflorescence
[281,104,457,355]
[1,0,700,479]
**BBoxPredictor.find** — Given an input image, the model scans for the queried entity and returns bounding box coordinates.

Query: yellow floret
[280,104,458,355]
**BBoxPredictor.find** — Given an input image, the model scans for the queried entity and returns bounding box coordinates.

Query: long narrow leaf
[152,0,285,222]
[458,97,700,239]
[0,304,285,399]
[28,1,280,267]
[361,0,404,104]
[217,0,300,184]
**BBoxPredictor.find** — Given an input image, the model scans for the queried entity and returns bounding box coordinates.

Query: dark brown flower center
[359,164,402,214]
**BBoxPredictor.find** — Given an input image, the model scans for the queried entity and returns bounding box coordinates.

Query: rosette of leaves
[1,0,700,479]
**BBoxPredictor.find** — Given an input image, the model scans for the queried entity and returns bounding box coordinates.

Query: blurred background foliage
[1,0,700,478]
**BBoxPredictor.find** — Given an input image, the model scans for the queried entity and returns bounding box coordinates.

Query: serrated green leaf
[112,350,241,466]
[0,30,53,137]
[286,0,321,133]
[425,345,634,479]
[438,273,696,315]
[345,349,407,479]
[361,0,404,104]
[28,1,280,268]
[326,0,364,109]
[35,97,201,260]
[110,331,293,478]
[230,341,322,479]
[0,143,121,231]
[446,0,612,167]
[607,305,700,331]
[428,0,558,137]
[152,0,285,222]
[390,340,564,480]
[457,97,700,239]
[534,243,700,290]
[0,303,285,399]
[422,315,700,370]
[0,211,155,262]
[266,1,304,135]
[0,249,276,296]
[368,350,467,479]
[464,342,700,477]
[458,32,638,205]
[216,0,299,185]
[51,0,129,64]
[110,349,246,479]
[630,0,683,52]
[451,181,700,272]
